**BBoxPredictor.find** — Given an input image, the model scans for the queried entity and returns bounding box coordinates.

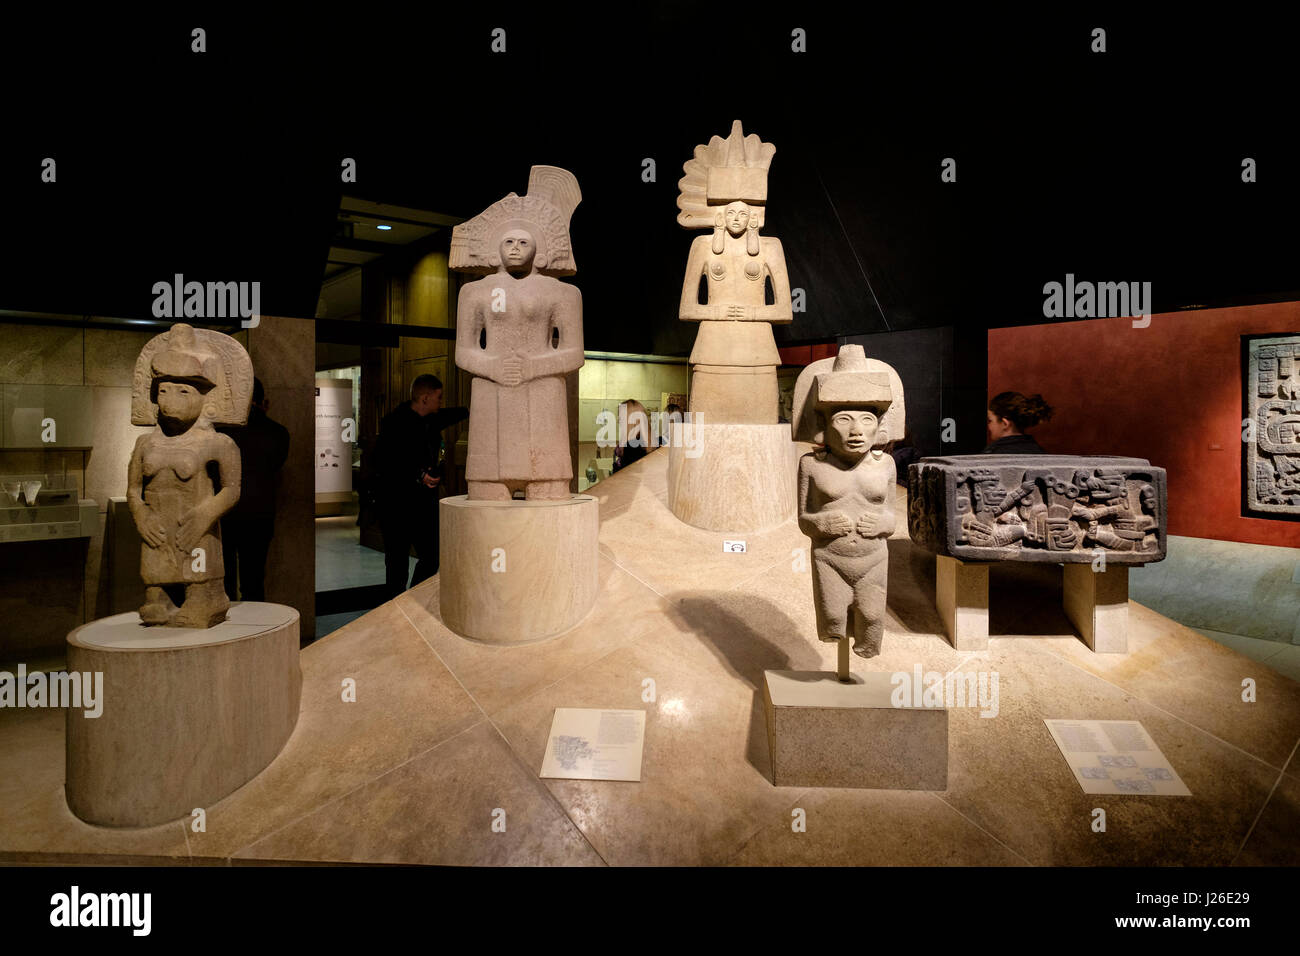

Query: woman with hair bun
[981,391,1053,453]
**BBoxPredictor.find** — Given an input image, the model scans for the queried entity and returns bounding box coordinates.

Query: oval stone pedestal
[667,423,796,532]
[439,494,599,645]
[65,602,301,828]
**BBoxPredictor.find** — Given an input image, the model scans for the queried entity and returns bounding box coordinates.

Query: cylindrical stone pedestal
[689,365,779,424]
[65,602,301,828]
[439,494,599,645]
[667,423,796,532]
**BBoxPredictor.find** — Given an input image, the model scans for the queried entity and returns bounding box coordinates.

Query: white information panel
[1045,719,1191,796]
[540,708,646,782]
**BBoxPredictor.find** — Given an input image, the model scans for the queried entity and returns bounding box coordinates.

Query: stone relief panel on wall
[1246,334,1300,516]
[908,455,1167,564]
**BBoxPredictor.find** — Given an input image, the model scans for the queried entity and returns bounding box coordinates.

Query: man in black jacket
[375,374,468,598]
[222,377,291,602]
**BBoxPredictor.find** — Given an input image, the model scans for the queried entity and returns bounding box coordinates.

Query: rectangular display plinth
[1063,564,1129,653]
[936,555,989,650]
[763,670,947,790]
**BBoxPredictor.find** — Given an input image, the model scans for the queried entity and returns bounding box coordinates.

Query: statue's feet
[170,582,229,628]
[818,632,845,644]
[170,603,229,628]
[852,641,882,659]
[139,603,172,626]
[139,586,177,626]
[852,632,883,659]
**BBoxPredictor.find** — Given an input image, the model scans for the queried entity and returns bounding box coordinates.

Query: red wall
[778,343,837,366]
[988,302,1300,547]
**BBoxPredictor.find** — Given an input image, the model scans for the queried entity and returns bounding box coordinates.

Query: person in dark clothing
[981,391,1052,453]
[658,403,682,447]
[375,374,468,598]
[612,399,651,473]
[221,377,290,602]
[888,425,921,481]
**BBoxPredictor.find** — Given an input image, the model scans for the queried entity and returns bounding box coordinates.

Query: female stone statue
[128,323,251,627]
[792,345,906,669]
[676,121,792,424]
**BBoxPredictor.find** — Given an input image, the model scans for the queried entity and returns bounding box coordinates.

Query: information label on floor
[1044,719,1191,796]
[539,708,646,782]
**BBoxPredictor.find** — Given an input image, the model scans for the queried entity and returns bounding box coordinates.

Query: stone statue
[128,323,253,627]
[792,345,906,672]
[677,120,792,424]
[450,166,583,500]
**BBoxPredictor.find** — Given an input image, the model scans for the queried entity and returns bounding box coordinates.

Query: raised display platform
[64,602,301,828]
[666,422,795,532]
[439,494,599,645]
[0,453,1295,865]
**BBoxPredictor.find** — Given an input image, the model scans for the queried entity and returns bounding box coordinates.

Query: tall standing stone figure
[666,121,799,532]
[127,323,253,628]
[450,166,584,500]
[440,167,599,646]
[676,119,792,424]
[791,345,906,673]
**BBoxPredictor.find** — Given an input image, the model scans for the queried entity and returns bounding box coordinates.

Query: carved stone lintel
[908,455,1168,564]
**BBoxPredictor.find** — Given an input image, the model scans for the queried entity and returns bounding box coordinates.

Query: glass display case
[0,473,96,542]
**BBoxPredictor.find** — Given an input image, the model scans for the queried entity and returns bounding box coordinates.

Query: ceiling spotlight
[376,224,393,231]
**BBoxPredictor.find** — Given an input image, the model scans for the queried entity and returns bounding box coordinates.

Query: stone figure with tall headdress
[450,166,584,500]
[127,323,253,627]
[677,120,792,424]
[792,345,906,668]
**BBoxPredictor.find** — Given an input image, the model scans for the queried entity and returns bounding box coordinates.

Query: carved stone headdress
[131,323,254,426]
[676,119,776,229]
[449,166,582,277]
[792,345,906,448]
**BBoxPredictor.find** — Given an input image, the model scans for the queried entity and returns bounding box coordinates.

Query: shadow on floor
[668,590,818,784]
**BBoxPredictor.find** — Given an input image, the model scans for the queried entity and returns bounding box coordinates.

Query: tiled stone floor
[314,514,404,594]
[1131,534,1300,646]
[2,449,1297,865]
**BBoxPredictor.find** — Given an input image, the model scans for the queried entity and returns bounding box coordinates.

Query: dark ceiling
[4,10,1297,355]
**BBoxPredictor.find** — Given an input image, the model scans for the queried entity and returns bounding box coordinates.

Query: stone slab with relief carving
[908,455,1168,564]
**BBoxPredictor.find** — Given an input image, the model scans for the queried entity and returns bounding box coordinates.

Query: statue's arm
[127,434,165,546]
[755,238,794,324]
[677,236,716,322]
[209,433,242,521]
[875,456,898,535]
[798,456,828,539]
[528,285,585,378]
[454,284,501,382]
[177,434,240,554]
[127,435,148,524]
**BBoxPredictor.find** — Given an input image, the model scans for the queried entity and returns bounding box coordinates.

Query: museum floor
[2,448,1298,866]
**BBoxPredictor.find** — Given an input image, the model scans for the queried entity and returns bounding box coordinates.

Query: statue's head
[1139,483,1157,513]
[495,227,539,274]
[823,407,881,462]
[154,377,213,427]
[711,201,762,255]
[148,324,220,429]
[721,201,751,236]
